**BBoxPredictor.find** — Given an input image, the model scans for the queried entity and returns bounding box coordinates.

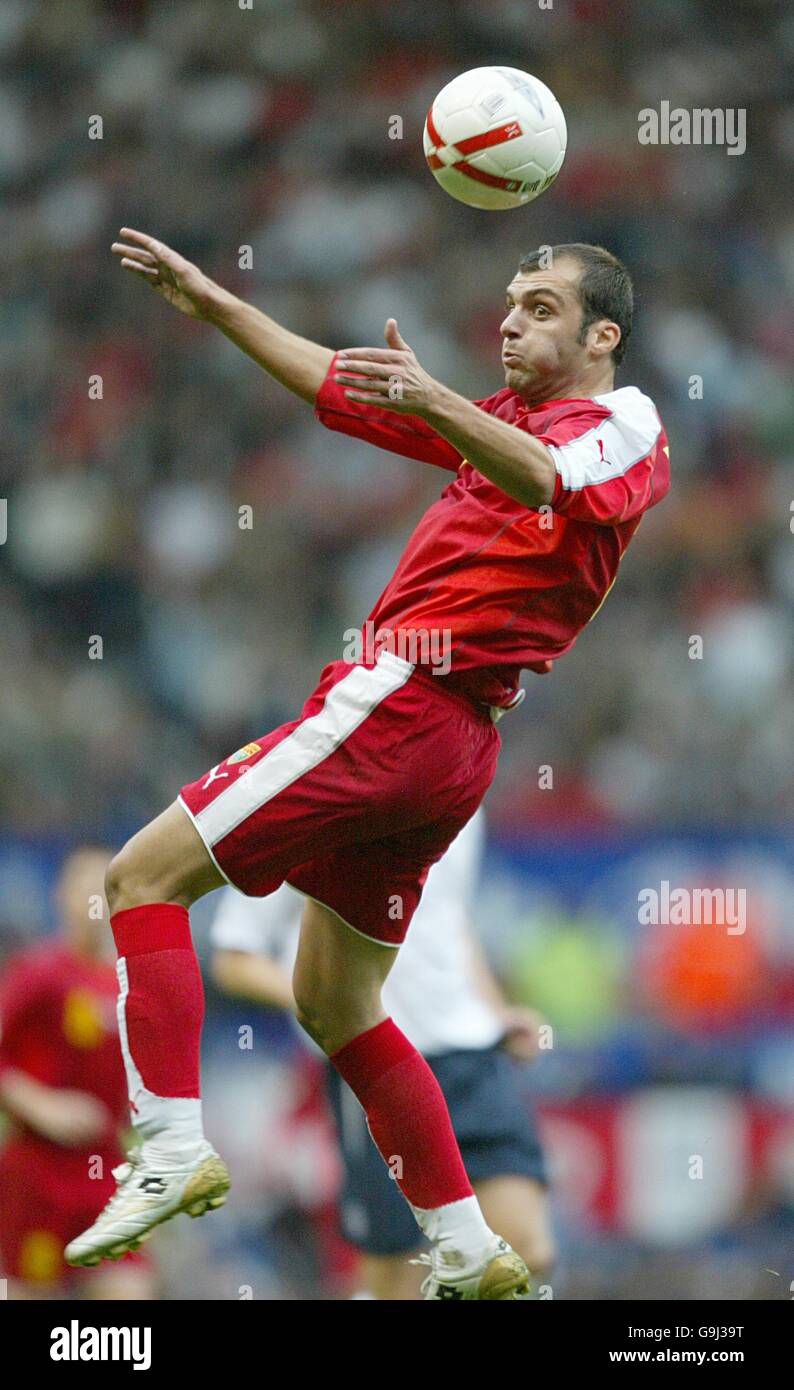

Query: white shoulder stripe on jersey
[547,391,662,492]
[193,650,415,848]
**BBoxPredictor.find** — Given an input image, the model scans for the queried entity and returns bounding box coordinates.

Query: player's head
[55,845,114,958]
[501,244,633,403]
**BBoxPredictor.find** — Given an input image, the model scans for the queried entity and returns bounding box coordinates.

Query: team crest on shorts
[227,742,261,764]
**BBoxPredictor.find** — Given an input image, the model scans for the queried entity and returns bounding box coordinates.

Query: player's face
[56,849,113,958]
[500,258,595,402]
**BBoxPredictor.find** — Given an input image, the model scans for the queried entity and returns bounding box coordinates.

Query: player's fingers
[118,226,163,251]
[385,317,409,349]
[111,242,157,265]
[334,360,392,379]
[343,388,394,405]
[118,228,183,270]
[336,347,406,362]
[119,258,160,279]
[335,375,383,389]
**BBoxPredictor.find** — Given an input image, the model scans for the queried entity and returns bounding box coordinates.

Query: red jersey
[315,355,669,707]
[0,942,126,1179]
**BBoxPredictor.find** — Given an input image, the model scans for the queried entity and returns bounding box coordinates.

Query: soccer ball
[423,66,567,210]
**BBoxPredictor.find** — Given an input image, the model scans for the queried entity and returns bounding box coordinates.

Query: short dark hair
[517,242,634,367]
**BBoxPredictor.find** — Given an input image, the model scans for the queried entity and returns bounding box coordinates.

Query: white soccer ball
[423,66,567,210]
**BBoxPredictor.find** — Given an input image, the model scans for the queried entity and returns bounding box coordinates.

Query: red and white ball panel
[423,65,567,210]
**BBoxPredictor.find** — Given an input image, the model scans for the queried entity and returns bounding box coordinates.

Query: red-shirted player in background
[0,847,156,1299]
[67,235,669,1299]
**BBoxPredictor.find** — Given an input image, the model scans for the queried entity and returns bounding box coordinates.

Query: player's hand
[111,228,216,319]
[333,320,441,415]
[498,1006,547,1062]
[31,1089,113,1147]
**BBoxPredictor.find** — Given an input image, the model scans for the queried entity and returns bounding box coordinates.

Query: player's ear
[591,319,620,360]
[385,318,409,350]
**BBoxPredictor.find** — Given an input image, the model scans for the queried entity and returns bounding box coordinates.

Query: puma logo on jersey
[202,764,230,790]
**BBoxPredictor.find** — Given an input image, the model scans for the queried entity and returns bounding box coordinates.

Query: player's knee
[293,984,338,1052]
[293,977,381,1055]
[105,840,163,913]
[293,998,325,1049]
[293,996,345,1054]
[292,967,326,1043]
[105,847,133,913]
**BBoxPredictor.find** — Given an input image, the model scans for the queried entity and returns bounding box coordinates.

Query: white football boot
[64,1141,230,1267]
[415,1237,531,1300]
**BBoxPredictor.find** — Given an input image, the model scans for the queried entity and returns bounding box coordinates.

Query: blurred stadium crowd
[1,0,793,1299]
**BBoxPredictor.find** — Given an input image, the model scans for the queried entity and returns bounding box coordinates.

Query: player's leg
[425,1044,555,1287]
[293,899,528,1299]
[473,1176,555,1279]
[342,1061,555,1300]
[104,800,224,1157]
[323,1056,426,1299]
[65,802,230,1268]
[292,897,394,1054]
[355,1177,554,1301]
[103,800,223,1130]
[105,800,225,910]
[347,1171,554,1302]
[359,1251,423,1300]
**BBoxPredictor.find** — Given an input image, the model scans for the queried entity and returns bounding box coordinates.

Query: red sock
[111,904,203,1100]
[330,1018,473,1210]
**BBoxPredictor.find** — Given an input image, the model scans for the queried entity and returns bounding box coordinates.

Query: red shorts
[179,651,501,945]
[0,1141,150,1285]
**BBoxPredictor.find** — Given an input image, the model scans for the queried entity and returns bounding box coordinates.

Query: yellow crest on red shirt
[227,742,261,765]
[62,988,104,1049]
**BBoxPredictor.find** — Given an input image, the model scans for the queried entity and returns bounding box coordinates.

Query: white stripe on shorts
[192,650,415,848]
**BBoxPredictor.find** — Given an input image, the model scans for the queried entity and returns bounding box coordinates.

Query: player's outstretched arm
[111,228,333,405]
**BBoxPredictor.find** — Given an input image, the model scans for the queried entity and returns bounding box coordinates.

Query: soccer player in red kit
[67,235,669,1298]
[0,847,155,1298]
